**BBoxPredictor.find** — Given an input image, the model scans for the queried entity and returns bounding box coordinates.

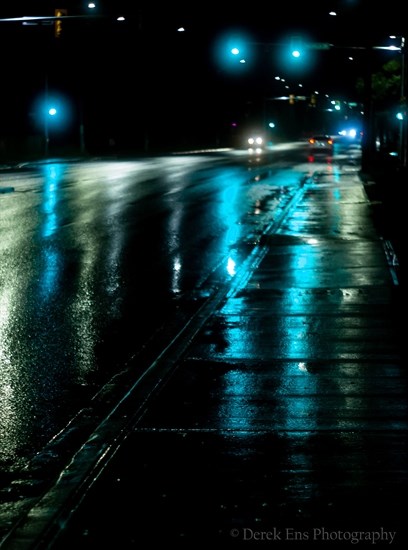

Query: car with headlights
[308,134,334,153]
[338,128,363,142]
[247,134,265,155]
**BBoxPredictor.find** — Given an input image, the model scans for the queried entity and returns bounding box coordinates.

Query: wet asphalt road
[2,155,406,548]
[1,152,295,475]
[0,144,313,539]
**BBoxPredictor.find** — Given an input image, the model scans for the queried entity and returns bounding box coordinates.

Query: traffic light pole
[325,42,404,173]
[399,36,407,169]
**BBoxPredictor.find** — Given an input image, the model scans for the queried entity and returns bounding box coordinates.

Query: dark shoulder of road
[359,155,406,288]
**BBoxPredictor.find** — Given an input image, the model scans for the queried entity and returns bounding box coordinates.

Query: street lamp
[318,38,406,170]
[44,106,57,157]
[371,36,406,168]
[399,36,407,168]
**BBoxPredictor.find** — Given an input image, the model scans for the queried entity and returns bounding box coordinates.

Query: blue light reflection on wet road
[200,169,406,445]
[0,156,302,472]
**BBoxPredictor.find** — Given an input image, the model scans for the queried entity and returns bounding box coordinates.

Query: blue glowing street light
[44,103,58,157]
[289,35,305,60]
[213,31,255,73]
[230,46,246,64]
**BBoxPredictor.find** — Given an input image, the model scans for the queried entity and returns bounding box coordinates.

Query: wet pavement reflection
[0,154,305,488]
[44,166,408,547]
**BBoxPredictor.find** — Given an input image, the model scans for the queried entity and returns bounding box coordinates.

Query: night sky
[0,1,404,154]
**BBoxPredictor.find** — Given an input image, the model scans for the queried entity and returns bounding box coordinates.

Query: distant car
[308,135,334,153]
[338,128,362,141]
[247,134,265,155]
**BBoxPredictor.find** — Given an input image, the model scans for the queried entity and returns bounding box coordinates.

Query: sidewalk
[359,154,406,287]
[2,165,406,548]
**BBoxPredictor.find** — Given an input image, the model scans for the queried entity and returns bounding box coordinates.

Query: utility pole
[400,36,407,169]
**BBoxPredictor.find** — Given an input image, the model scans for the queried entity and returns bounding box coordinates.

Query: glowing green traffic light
[229,44,246,63]
[212,30,254,72]
[290,35,303,59]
